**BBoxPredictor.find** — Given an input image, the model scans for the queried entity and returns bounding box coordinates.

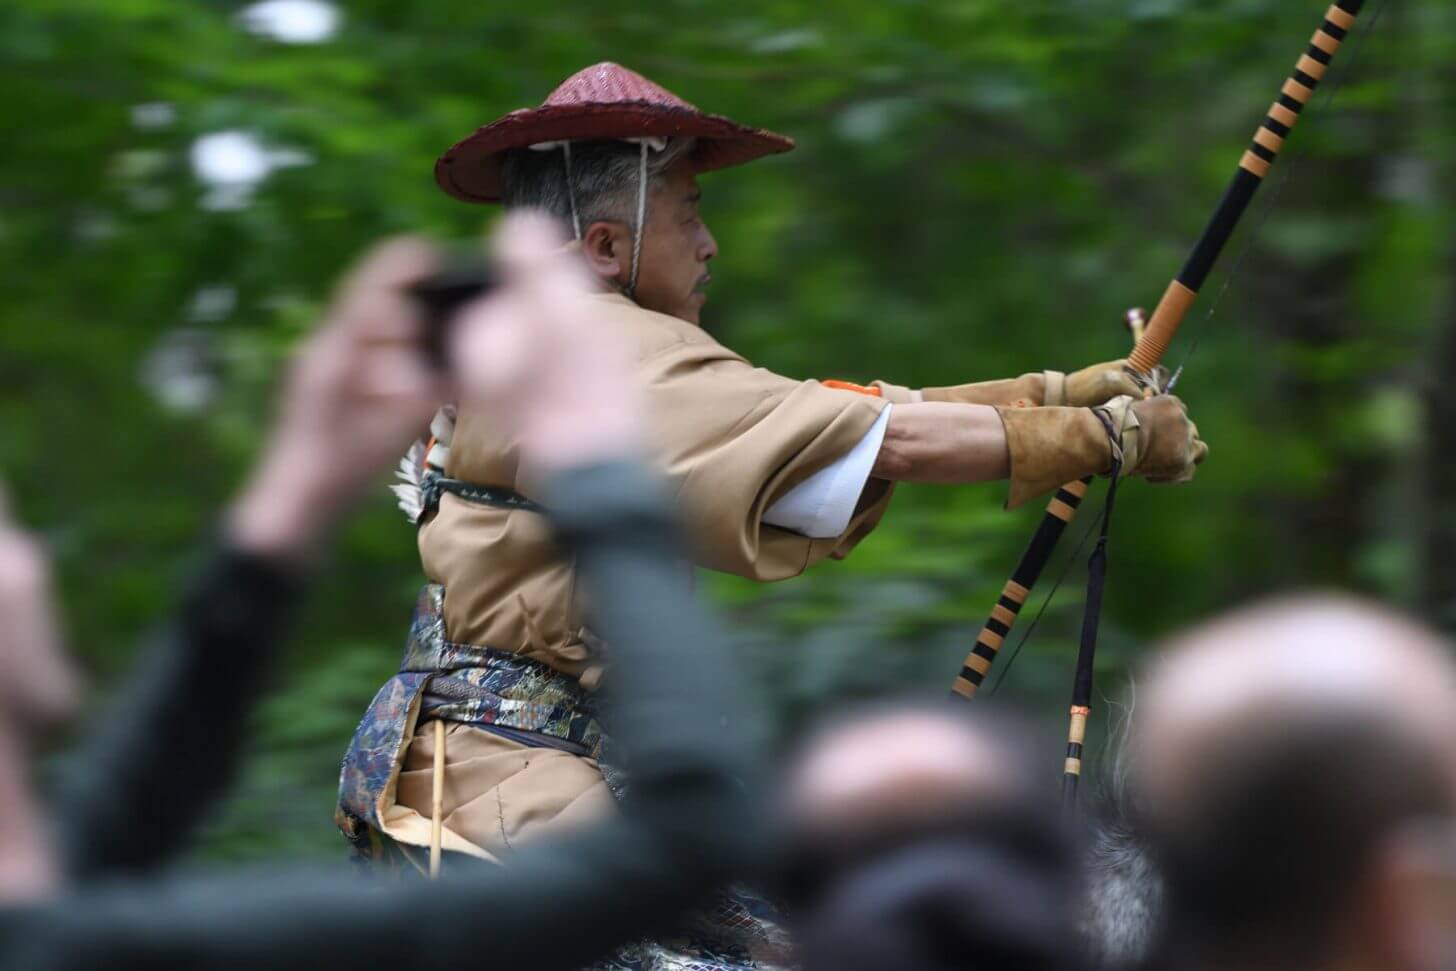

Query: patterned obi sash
[336,584,605,837]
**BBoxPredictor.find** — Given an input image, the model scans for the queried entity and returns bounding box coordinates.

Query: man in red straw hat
[337,61,1207,968]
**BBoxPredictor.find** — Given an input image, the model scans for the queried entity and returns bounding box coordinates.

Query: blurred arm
[54,236,442,879]
[544,462,759,863]
[53,545,305,880]
[15,461,762,971]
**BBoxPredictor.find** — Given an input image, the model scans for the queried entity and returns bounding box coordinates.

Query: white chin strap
[561,141,583,240]
[530,136,665,301]
[627,140,647,299]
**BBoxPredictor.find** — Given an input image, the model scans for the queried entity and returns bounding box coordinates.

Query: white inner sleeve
[763,404,892,539]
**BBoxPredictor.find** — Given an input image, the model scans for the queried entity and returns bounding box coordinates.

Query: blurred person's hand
[451,212,643,472]
[0,484,77,904]
[228,238,445,560]
[0,484,80,731]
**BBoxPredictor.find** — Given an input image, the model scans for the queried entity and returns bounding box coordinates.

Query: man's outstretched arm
[871,401,1011,484]
[758,357,1203,541]
[871,394,1207,508]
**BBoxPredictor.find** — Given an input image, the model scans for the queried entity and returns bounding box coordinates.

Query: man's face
[631,160,717,325]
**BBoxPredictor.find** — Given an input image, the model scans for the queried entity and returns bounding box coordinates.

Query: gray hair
[1083,792,1162,969]
[499,139,696,296]
[499,137,692,225]
[1082,684,1164,970]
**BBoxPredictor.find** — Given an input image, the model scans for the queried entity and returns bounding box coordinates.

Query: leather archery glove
[1057,359,1152,408]
[918,359,1154,409]
[919,373,1048,408]
[1096,394,1208,484]
[996,395,1206,508]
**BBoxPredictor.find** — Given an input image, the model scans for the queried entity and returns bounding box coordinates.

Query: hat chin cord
[556,140,650,302]
[561,142,583,240]
[627,140,647,300]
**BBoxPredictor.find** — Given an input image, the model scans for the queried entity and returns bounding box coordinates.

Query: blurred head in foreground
[776,703,1085,971]
[1133,595,1456,971]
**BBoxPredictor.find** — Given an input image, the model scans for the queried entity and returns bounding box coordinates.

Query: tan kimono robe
[383,291,899,860]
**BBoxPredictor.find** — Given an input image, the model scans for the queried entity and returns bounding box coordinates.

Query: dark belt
[419,472,545,523]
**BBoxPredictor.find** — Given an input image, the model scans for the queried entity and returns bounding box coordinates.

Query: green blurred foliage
[2,0,1451,860]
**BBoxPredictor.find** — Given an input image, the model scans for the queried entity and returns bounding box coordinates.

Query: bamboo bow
[948,0,1372,799]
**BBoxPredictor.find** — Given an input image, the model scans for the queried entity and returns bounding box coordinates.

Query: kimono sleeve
[638,339,896,581]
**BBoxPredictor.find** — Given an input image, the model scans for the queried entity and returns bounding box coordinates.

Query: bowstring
[986,505,1102,696]
[988,384,1136,697]
[1167,0,1392,389]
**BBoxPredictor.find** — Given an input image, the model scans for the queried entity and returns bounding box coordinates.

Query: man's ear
[581,221,628,288]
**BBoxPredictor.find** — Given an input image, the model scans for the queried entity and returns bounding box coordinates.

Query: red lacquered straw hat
[435,62,795,204]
